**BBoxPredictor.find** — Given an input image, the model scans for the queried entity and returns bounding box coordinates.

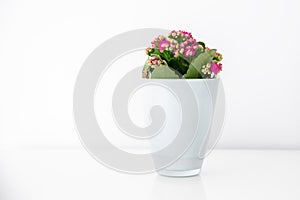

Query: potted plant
[142,30,223,177]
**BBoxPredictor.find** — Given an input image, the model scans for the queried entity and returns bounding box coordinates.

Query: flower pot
[144,78,221,177]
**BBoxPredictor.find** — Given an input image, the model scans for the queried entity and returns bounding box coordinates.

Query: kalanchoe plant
[142,30,223,79]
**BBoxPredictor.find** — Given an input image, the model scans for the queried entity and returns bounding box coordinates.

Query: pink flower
[174,51,179,57]
[211,62,222,74]
[184,48,195,57]
[151,35,166,48]
[158,40,170,52]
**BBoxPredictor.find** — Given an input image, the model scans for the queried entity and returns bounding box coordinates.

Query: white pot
[135,78,221,177]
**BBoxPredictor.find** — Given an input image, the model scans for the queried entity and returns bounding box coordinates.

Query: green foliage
[197,41,206,49]
[151,65,180,79]
[144,34,222,79]
[183,49,216,78]
[147,48,218,79]
[184,52,209,78]
[148,50,190,77]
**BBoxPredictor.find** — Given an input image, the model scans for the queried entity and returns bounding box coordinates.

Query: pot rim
[145,77,220,81]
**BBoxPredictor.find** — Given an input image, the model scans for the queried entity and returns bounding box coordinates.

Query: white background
[1,1,300,200]
[1,0,300,149]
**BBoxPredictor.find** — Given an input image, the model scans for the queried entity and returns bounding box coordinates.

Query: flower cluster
[179,38,201,57]
[168,30,193,42]
[143,30,223,79]
[212,62,222,74]
[158,38,179,53]
[146,56,165,69]
[142,56,166,78]
[150,36,179,55]
[201,62,223,78]
[148,30,203,59]
[150,35,166,48]
[169,30,202,58]
[214,52,223,62]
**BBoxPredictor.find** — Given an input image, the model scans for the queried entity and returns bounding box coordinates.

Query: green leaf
[151,65,180,79]
[184,51,213,78]
[208,49,217,57]
[167,57,188,77]
[197,41,206,49]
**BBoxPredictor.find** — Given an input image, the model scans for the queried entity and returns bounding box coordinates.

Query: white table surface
[1,148,299,200]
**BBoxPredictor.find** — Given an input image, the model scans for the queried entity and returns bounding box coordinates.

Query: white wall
[0,0,300,149]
